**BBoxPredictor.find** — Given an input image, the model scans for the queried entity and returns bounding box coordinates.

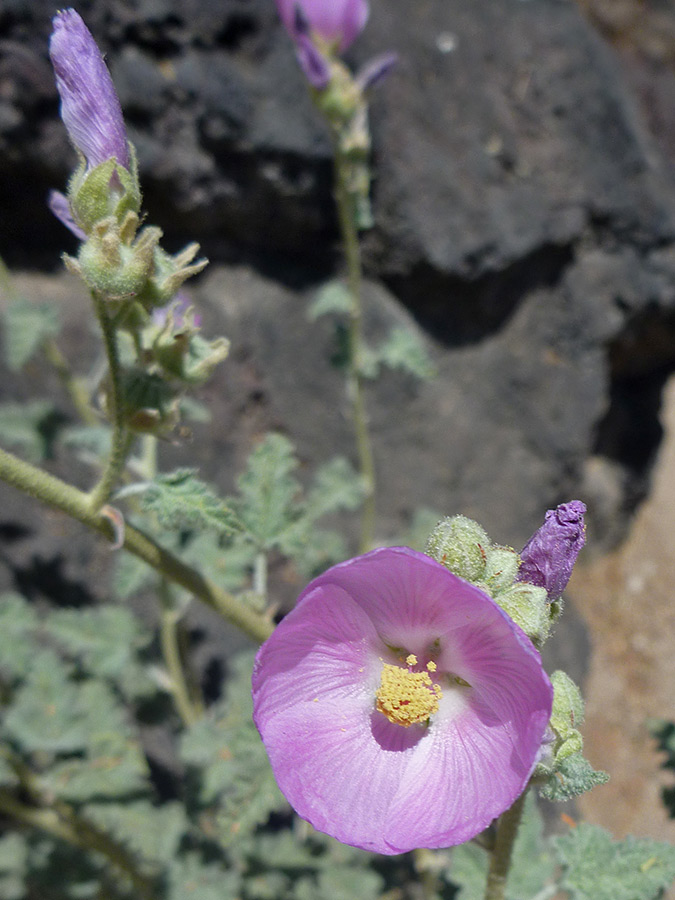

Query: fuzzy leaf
[0,400,57,462]
[141,468,244,537]
[372,326,435,380]
[233,434,302,550]
[539,753,609,801]
[0,833,27,900]
[84,800,188,866]
[555,824,675,900]
[180,651,285,844]
[2,651,90,753]
[2,295,60,371]
[112,551,155,601]
[0,592,39,681]
[167,853,240,900]
[59,425,112,465]
[308,281,353,320]
[45,606,151,678]
[305,457,365,519]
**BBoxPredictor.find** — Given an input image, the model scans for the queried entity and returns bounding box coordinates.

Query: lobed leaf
[141,468,244,537]
[307,281,353,320]
[233,434,302,550]
[555,823,675,900]
[539,753,609,802]
[0,592,39,681]
[45,605,152,679]
[0,400,58,462]
[180,651,285,844]
[2,295,60,371]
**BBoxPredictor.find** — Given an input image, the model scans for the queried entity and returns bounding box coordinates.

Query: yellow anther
[375,663,442,727]
[406,653,418,666]
[427,660,437,673]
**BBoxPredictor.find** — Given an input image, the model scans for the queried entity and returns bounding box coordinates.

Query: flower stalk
[86,292,132,511]
[334,148,376,553]
[484,789,528,900]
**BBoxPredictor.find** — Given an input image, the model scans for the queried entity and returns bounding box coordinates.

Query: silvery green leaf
[84,800,188,866]
[2,651,89,753]
[141,468,244,537]
[2,295,60,371]
[0,592,39,681]
[45,606,151,678]
[180,651,285,843]
[307,281,353,320]
[0,833,27,900]
[167,853,240,900]
[555,824,675,900]
[0,400,57,462]
[539,753,609,801]
[374,325,435,380]
[233,434,302,550]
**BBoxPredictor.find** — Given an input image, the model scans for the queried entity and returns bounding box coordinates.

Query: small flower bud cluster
[49,9,208,314]
[274,0,396,231]
[425,501,586,648]
[48,9,227,437]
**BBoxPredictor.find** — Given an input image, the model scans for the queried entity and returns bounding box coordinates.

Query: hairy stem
[0,445,273,644]
[484,789,528,900]
[334,154,376,553]
[87,293,131,511]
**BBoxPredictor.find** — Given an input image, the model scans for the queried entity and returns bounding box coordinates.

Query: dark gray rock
[3,0,675,548]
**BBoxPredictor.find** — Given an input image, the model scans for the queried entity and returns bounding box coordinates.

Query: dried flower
[252,547,553,854]
[49,8,129,170]
[517,501,587,601]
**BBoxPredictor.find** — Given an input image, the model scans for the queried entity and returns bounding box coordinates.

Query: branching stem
[0,445,273,644]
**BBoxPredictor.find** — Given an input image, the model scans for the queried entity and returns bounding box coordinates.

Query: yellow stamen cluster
[375,659,442,727]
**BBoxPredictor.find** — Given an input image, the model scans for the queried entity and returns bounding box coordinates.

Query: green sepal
[484,545,520,594]
[425,515,490,583]
[493,581,550,644]
[68,146,141,236]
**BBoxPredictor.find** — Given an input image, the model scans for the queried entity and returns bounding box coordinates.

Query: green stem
[0,445,273,644]
[87,294,131,512]
[158,580,203,727]
[484,790,528,900]
[334,154,376,553]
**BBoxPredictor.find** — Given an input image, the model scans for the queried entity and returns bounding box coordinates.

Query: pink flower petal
[253,547,553,854]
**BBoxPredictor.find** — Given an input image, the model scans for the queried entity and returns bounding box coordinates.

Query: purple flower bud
[49,9,129,170]
[517,501,587,601]
[276,0,369,53]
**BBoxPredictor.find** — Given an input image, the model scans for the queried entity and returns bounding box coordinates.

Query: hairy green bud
[425,515,490,583]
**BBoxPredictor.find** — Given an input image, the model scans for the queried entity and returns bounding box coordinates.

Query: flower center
[375,654,442,727]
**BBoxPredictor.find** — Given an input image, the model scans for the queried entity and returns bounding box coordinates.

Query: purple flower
[49,9,130,171]
[276,0,369,53]
[47,189,87,240]
[252,547,553,854]
[517,501,587,601]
